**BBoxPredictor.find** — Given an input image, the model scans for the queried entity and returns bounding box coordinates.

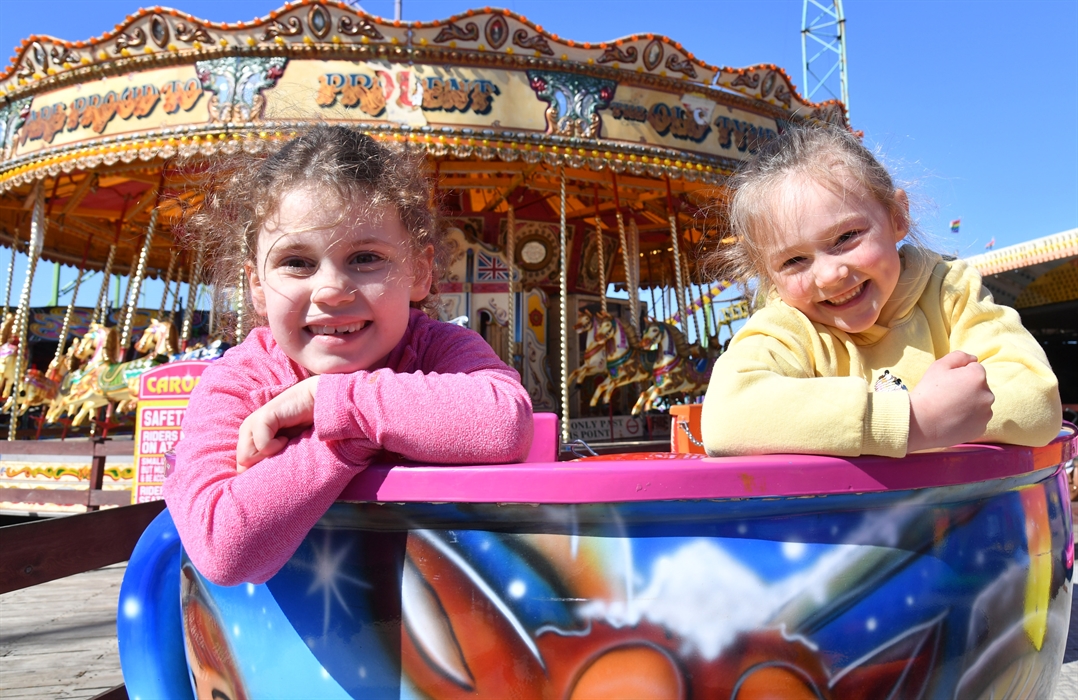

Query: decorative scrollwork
[433,22,479,43]
[15,59,34,80]
[31,42,47,69]
[527,70,616,138]
[114,27,147,54]
[258,17,303,41]
[338,15,384,39]
[307,5,331,38]
[513,29,553,56]
[597,45,637,64]
[174,22,212,44]
[731,72,762,91]
[774,85,792,108]
[665,54,697,78]
[49,46,81,66]
[149,14,170,47]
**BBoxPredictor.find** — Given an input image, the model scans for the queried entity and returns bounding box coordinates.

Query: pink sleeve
[315,320,534,464]
[163,354,377,586]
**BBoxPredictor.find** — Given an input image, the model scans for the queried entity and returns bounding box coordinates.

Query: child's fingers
[938,351,979,369]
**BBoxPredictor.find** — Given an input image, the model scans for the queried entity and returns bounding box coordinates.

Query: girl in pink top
[164,126,534,586]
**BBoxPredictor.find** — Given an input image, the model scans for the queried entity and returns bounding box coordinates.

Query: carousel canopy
[0,1,848,288]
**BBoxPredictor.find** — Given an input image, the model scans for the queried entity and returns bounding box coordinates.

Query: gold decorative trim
[0,122,733,192]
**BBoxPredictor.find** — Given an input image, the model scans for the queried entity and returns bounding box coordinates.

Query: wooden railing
[1,496,164,699]
[1,438,134,509]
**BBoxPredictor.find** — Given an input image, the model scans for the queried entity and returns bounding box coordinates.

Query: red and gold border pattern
[1,2,845,124]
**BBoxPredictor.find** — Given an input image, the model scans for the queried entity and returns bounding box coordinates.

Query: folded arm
[943,262,1061,447]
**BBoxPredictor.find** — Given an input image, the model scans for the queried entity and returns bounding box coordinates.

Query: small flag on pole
[985,238,995,250]
[949,219,961,233]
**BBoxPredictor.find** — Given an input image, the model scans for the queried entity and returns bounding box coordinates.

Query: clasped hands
[236,376,320,472]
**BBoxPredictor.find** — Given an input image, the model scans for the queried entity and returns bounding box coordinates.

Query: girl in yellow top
[701,125,1061,457]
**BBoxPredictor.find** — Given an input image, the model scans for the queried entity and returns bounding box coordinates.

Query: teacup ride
[632,320,713,415]
[118,415,1075,700]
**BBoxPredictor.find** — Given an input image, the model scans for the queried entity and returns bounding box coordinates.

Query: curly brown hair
[182,125,444,333]
[699,123,921,307]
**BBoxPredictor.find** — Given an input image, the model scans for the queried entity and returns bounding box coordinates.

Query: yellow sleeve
[701,306,909,458]
[939,261,1062,447]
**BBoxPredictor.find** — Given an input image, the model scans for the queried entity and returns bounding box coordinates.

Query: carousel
[0,0,847,448]
[2,4,1074,699]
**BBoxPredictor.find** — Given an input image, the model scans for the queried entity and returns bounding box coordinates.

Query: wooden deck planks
[0,564,126,700]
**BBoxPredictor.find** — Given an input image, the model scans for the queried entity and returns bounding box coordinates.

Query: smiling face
[247,186,433,375]
[758,171,908,334]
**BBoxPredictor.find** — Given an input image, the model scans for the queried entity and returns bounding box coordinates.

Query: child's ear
[892,189,910,243]
[410,245,435,303]
[245,261,267,316]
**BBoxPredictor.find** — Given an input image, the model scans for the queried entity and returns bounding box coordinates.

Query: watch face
[520,240,548,265]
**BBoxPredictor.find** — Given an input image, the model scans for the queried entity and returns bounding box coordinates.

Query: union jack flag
[475,251,510,281]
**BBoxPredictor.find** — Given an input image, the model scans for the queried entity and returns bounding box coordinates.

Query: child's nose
[814,258,850,287]
[310,268,356,306]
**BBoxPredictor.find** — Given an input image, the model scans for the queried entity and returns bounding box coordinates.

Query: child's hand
[237,376,320,471]
[908,352,994,452]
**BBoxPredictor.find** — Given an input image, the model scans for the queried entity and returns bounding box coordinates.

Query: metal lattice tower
[802,0,849,114]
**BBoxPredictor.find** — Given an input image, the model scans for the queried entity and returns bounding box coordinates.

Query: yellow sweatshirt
[701,246,1061,458]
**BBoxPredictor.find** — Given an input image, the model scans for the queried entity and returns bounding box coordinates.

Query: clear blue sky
[1,0,1075,308]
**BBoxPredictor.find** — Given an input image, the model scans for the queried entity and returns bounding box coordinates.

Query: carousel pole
[52,232,95,368]
[610,172,639,331]
[9,184,45,440]
[643,241,658,322]
[558,167,570,446]
[591,186,607,317]
[119,194,162,353]
[664,178,689,337]
[181,239,206,347]
[157,249,178,319]
[95,196,128,325]
[168,261,184,324]
[235,239,248,343]
[506,204,517,364]
[2,217,21,320]
[682,254,701,346]
[94,245,117,325]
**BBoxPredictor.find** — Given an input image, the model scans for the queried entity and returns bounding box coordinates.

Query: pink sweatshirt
[164,309,533,586]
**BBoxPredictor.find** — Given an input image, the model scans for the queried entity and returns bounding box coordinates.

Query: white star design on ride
[297,530,371,637]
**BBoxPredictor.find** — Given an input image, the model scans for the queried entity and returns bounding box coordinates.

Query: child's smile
[247,186,433,375]
[761,172,908,334]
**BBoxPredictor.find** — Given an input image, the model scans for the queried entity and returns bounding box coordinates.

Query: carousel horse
[0,311,19,399]
[566,309,609,388]
[2,343,78,416]
[631,320,714,415]
[115,318,180,412]
[589,315,650,407]
[173,336,231,362]
[49,323,170,426]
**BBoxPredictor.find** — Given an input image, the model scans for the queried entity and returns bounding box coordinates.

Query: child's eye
[781,256,806,270]
[279,257,311,270]
[836,230,861,245]
[351,252,386,266]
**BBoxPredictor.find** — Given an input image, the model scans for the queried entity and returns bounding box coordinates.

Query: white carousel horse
[631,320,713,415]
[589,316,650,407]
[566,308,609,388]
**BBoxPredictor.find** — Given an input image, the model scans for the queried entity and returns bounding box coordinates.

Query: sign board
[569,414,670,443]
[131,361,210,503]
